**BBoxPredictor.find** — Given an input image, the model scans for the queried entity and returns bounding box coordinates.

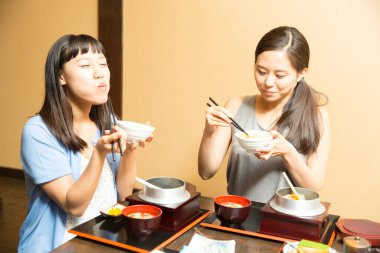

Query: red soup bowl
[122,205,162,238]
[214,195,252,224]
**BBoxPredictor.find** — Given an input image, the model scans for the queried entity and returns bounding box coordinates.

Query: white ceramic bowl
[235,130,272,152]
[116,120,155,141]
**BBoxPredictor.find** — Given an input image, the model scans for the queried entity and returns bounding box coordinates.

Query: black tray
[201,202,339,245]
[69,209,210,253]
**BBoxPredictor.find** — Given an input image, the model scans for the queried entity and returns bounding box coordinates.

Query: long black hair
[255,26,328,155]
[39,34,111,152]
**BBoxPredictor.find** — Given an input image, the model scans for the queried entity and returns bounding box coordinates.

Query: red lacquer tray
[336,219,380,246]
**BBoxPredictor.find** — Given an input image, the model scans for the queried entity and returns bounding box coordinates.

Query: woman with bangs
[198,26,330,203]
[18,34,151,252]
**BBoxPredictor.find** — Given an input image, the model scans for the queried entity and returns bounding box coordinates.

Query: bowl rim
[146,176,185,188]
[276,187,320,201]
[235,130,273,141]
[116,120,155,132]
[122,204,163,219]
[214,194,252,208]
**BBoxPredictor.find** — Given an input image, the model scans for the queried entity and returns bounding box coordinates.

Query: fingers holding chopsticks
[206,104,233,127]
[95,126,127,155]
[206,97,249,135]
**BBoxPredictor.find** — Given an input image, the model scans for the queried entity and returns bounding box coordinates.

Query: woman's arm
[116,144,137,200]
[198,97,243,179]
[41,130,125,216]
[288,108,330,191]
[255,108,331,192]
[116,135,154,200]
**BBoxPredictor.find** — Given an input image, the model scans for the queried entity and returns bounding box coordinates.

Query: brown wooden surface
[51,196,344,253]
[0,175,27,252]
[98,0,123,117]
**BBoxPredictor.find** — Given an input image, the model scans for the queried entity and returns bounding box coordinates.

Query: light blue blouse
[18,115,119,253]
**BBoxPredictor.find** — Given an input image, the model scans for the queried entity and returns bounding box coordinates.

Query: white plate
[283,241,337,253]
[269,199,326,217]
[137,190,191,205]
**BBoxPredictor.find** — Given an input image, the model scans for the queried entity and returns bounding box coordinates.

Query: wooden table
[51,196,344,253]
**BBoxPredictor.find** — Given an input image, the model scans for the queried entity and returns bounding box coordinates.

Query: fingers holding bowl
[117,120,155,143]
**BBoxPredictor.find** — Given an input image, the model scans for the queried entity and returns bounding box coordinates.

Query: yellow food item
[107,207,122,216]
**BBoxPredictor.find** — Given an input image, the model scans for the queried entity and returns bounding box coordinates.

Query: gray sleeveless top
[226,95,307,203]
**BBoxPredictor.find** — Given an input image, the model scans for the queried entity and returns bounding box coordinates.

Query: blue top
[18,115,120,253]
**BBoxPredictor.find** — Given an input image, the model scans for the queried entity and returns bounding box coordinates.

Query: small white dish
[283,241,337,253]
[100,203,127,221]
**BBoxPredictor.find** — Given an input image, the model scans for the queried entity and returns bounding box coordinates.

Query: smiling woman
[18,34,152,253]
[198,26,330,203]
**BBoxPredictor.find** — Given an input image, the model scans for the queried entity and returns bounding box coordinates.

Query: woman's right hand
[95,126,127,156]
[199,97,243,180]
[205,105,233,127]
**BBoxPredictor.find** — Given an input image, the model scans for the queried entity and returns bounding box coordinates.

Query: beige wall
[1,0,379,222]
[123,0,380,221]
[0,0,97,167]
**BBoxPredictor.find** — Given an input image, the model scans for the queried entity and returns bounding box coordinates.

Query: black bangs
[59,34,106,68]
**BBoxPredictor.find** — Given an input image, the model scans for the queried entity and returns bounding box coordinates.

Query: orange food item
[284,193,305,200]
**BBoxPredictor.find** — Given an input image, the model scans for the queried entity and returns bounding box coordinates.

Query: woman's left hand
[254,130,293,160]
[125,135,154,150]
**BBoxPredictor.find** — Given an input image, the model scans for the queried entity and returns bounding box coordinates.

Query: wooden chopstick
[108,113,115,161]
[107,97,124,161]
[282,172,302,200]
[208,97,249,136]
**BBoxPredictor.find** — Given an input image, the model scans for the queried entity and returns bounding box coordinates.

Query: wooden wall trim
[0,167,24,179]
[98,0,123,117]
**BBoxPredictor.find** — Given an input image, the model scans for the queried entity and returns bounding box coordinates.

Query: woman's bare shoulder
[225,96,245,115]
[317,107,330,135]
[318,107,330,122]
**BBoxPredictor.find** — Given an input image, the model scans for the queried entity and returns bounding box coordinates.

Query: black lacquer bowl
[122,204,162,238]
[214,195,251,225]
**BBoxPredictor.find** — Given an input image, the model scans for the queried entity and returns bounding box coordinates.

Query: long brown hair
[39,34,112,152]
[255,26,328,155]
